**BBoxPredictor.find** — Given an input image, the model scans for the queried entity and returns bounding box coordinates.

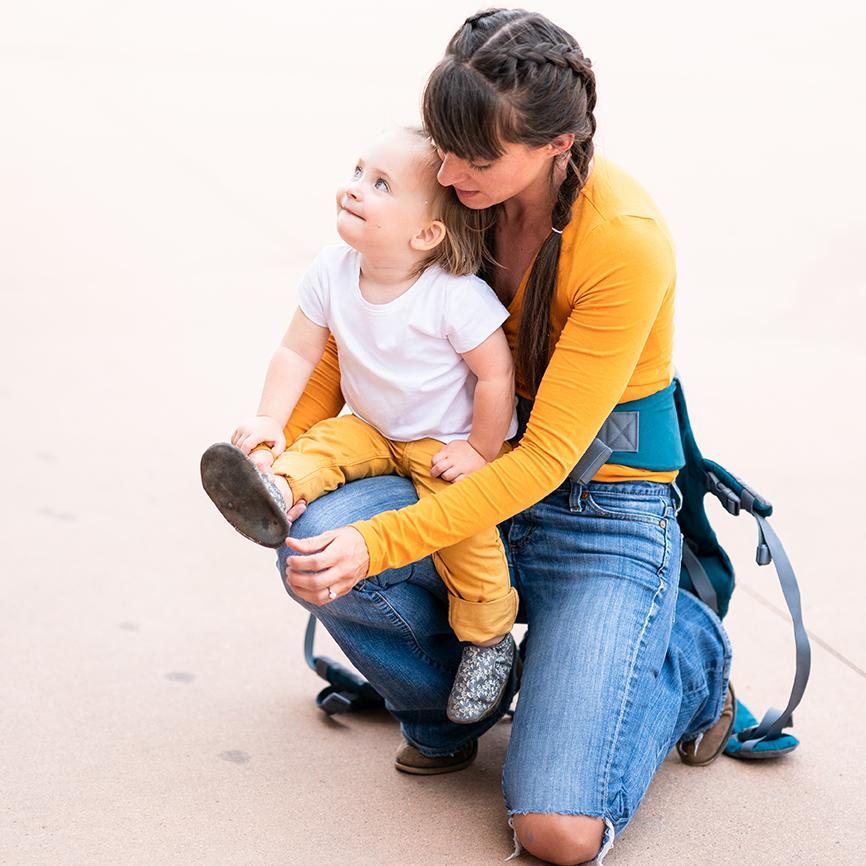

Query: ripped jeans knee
[506,812,615,865]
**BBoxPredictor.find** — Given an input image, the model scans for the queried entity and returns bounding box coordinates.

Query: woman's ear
[410,219,447,251]
[549,133,576,156]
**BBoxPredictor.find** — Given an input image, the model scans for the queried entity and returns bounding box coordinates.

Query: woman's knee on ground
[513,813,605,866]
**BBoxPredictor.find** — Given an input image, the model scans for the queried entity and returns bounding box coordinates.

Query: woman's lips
[456,188,479,197]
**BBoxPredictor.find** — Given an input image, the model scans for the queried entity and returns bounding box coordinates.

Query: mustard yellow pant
[272,414,518,644]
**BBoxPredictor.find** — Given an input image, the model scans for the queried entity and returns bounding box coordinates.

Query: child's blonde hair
[404,126,493,280]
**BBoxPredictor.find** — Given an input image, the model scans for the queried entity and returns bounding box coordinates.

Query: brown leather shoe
[677,682,736,767]
[394,739,478,775]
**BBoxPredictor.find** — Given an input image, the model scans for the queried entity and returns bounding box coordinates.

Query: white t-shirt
[296,243,518,444]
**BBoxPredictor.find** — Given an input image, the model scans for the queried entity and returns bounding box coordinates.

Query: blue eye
[374,177,390,192]
[352,165,362,178]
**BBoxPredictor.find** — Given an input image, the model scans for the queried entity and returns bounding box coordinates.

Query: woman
[276,9,733,865]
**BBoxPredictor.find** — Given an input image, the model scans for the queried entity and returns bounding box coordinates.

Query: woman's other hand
[231,415,287,457]
[430,439,488,482]
[283,525,370,605]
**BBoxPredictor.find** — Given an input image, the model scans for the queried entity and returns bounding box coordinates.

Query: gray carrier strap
[736,512,812,752]
[569,438,613,485]
[304,613,317,671]
[567,412,641,483]
[703,471,812,752]
[680,543,719,614]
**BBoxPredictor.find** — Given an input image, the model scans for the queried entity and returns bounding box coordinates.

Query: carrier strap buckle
[304,615,385,715]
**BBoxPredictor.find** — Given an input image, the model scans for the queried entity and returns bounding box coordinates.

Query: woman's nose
[436,153,464,187]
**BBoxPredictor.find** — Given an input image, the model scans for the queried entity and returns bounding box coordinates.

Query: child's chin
[336,222,363,251]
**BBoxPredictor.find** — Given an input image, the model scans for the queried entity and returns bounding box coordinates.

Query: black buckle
[705,471,773,566]
[706,471,741,515]
[706,471,772,516]
[312,656,385,715]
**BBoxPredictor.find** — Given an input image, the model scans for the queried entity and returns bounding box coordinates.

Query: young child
[201,126,519,725]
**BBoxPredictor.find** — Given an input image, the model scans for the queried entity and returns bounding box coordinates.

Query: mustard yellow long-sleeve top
[283,155,678,578]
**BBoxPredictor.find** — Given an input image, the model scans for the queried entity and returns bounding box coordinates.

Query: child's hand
[231,415,286,457]
[430,440,488,483]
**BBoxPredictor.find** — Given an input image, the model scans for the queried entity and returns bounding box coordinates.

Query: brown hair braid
[421,8,598,396]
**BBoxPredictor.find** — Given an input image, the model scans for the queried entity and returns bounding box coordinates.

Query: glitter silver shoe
[200,442,290,548]
[446,633,516,725]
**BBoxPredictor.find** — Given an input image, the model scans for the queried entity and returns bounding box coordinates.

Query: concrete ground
[2,2,864,864]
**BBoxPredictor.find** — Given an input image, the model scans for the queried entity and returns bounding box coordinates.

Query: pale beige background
[1,1,864,864]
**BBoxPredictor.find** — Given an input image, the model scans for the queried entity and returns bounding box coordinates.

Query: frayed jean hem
[504,812,616,865]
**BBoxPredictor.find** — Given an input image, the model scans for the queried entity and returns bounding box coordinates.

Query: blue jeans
[277,475,732,860]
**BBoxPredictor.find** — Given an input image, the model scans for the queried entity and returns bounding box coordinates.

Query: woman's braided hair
[422,8,597,396]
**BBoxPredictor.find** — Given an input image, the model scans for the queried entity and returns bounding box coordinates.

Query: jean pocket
[582,489,670,526]
[571,488,675,579]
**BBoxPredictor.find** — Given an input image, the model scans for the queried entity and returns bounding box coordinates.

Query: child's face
[335,130,440,256]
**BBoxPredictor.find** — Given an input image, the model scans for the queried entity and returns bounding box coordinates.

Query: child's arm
[231,308,331,457]
[430,328,515,482]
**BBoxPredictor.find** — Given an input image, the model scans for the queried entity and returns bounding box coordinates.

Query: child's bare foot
[249,449,276,473]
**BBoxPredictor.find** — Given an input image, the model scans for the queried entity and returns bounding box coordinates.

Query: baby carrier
[299,376,811,758]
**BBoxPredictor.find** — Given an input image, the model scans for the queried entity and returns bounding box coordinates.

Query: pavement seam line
[738,583,866,680]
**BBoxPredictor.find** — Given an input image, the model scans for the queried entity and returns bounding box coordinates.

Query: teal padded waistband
[515,380,685,474]
[606,380,685,470]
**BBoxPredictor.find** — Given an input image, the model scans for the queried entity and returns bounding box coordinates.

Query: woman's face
[434,140,557,209]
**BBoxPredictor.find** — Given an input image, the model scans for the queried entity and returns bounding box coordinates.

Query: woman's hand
[430,439,488,482]
[231,415,286,457]
[283,525,370,605]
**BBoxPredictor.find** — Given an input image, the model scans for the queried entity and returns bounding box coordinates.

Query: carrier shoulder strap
[699,466,812,752]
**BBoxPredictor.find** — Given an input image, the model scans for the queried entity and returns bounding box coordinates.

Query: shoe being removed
[394,739,478,775]
[447,633,516,725]
[677,682,737,766]
[200,442,289,548]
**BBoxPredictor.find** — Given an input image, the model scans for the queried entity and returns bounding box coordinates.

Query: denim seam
[600,574,668,825]
[506,807,606,818]
[368,590,453,676]
[657,510,673,577]
[578,480,674,498]
[507,519,537,554]
[586,488,671,500]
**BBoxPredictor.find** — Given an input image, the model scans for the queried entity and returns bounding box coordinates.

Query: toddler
[201,126,519,725]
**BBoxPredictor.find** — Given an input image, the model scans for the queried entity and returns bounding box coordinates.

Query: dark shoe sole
[394,740,478,775]
[200,442,289,548]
